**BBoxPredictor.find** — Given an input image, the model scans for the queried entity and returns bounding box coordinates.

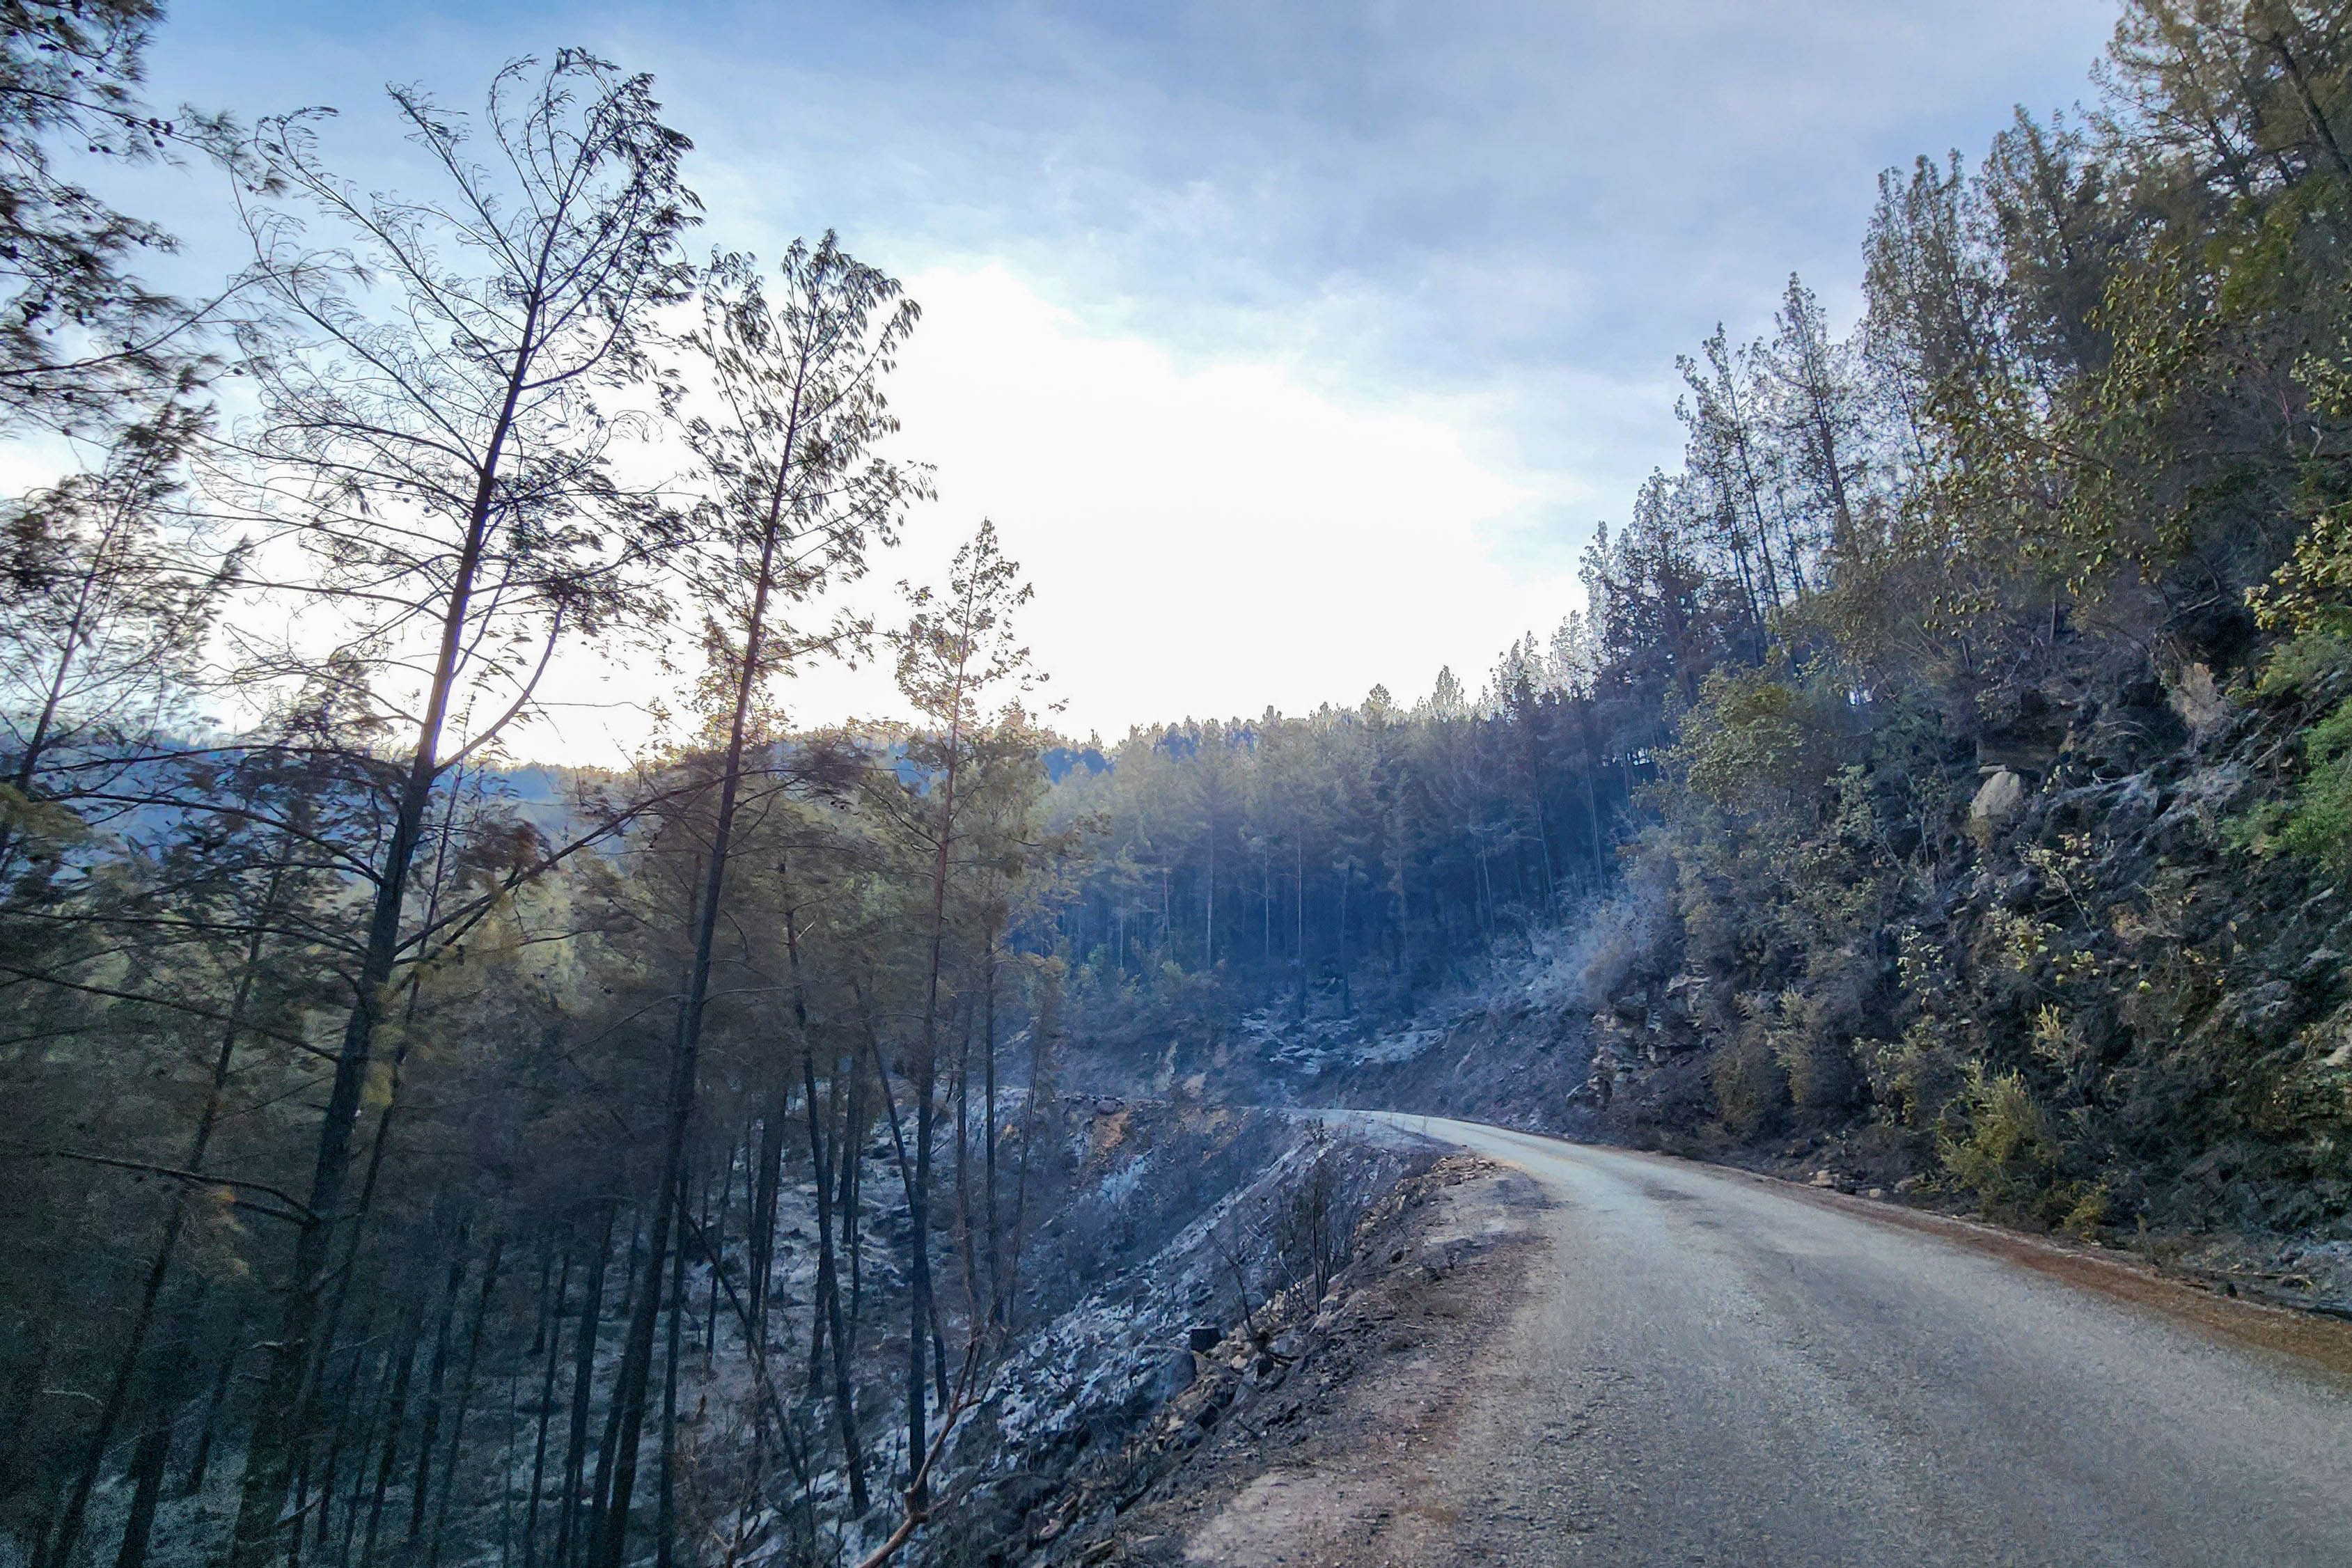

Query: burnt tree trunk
[520,1247,572,1568]
[428,1238,503,1568]
[407,1251,469,1546]
[585,1223,646,1560]
[654,1180,687,1568]
[179,1338,238,1498]
[552,1214,613,1568]
[359,1302,425,1568]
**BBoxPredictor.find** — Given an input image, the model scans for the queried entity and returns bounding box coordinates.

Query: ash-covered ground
[47,1096,1425,1568]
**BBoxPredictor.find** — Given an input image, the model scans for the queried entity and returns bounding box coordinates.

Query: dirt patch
[1089,1106,1136,1156]
[1017,1156,1545,1567]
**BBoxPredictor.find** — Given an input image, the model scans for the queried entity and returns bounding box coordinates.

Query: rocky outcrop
[1570,659,2352,1280]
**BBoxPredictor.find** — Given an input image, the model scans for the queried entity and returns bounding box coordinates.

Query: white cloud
[518,264,1579,760]
[882,264,1577,737]
[85,0,2126,760]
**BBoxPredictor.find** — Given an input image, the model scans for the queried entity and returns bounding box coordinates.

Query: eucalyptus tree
[213,54,697,1565]
[590,235,923,1568]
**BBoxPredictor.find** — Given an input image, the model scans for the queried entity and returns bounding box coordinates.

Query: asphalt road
[1352,1113,2352,1567]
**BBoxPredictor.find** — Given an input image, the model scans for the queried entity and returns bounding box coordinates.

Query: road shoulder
[1019,1154,1546,1567]
[1636,1144,2352,1385]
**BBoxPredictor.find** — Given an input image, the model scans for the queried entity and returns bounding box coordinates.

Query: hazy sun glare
[525,264,1567,760]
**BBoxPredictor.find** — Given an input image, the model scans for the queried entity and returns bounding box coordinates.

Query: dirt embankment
[1017,1156,1545,1568]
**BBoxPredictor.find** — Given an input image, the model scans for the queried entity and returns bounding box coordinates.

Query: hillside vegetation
[10,5,2352,1568]
[1037,1,2352,1254]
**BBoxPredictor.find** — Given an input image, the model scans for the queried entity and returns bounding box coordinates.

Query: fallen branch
[855,1332,989,1568]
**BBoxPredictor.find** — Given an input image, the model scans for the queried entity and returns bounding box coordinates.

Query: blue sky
[120,0,2118,749]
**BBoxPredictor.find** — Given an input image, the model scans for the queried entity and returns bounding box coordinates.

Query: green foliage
[1677,666,1833,805]
[2251,508,2352,643]
[1940,1063,2058,1202]
[1938,1063,2105,1234]
[2239,510,2352,871]
[1762,986,1861,1113]
[1709,1033,1787,1140]
[2274,698,2352,873]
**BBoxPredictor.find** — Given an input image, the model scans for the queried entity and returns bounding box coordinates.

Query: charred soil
[1014,1156,1544,1568]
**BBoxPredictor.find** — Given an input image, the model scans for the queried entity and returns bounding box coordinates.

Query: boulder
[2167,661,2229,735]
[1970,769,2026,826]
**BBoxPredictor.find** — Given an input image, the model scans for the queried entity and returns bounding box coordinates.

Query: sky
[115,0,2120,754]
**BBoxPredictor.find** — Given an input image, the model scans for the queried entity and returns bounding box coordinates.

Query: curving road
[1344,1113,2352,1567]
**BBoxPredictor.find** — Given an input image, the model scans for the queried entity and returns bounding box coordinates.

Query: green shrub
[1941,1063,2061,1210]
[1763,987,1860,1113]
[2275,698,2352,874]
[1676,664,1839,806]
[1710,1033,1787,1139]
[1939,1062,2104,1231]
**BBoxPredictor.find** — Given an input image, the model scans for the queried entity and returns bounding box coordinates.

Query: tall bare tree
[214,54,696,1566]
[590,236,922,1568]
